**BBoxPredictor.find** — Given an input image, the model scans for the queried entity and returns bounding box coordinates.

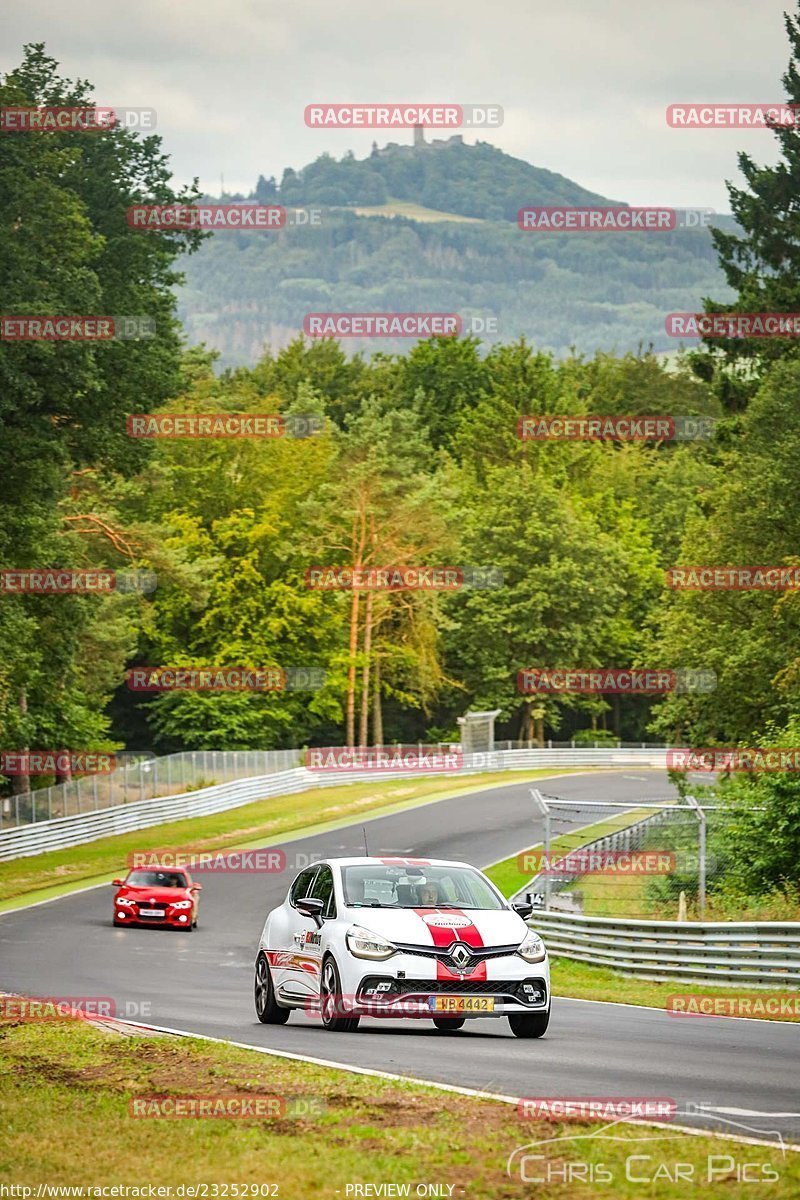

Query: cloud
[1,0,792,206]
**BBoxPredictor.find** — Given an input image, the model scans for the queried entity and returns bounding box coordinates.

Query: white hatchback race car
[254,856,550,1037]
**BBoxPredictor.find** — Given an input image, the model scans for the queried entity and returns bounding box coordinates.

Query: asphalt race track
[1,771,798,1145]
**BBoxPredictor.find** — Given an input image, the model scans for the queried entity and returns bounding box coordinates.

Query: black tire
[508,1009,550,1038]
[432,1017,465,1031]
[255,953,290,1024]
[320,957,360,1032]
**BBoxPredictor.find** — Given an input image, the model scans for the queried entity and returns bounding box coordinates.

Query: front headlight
[517,930,547,963]
[115,897,136,908]
[346,925,396,960]
[170,899,193,910]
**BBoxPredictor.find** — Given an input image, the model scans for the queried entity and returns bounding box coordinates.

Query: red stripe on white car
[378,857,431,866]
[413,909,488,980]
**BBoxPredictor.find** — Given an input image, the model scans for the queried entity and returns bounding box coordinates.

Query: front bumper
[348,962,548,1016]
[114,908,193,928]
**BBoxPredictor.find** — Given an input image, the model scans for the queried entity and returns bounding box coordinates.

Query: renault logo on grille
[450,943,473,971]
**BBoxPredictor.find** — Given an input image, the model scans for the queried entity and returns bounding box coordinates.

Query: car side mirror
[296,896,325,927]
[513,901,533,919]
[111,879,123,887]
[191,884,202,891]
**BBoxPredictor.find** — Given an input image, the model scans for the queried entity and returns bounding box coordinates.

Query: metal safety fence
[0,746,672,860]
[0,749,303,830]
[528,910,800,987]
[515,790,751,921]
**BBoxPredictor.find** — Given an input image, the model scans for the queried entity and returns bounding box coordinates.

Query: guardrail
[530,910,800,987]
[0,746,671,861]
[1,743,669,829]
[0,748,304,830]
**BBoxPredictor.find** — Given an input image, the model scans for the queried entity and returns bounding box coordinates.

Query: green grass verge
[1,1017,795,1195]
[561,861,653,917]
[0,768,569,909]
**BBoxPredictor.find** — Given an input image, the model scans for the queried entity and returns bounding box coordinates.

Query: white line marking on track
[707,1106,800,1118]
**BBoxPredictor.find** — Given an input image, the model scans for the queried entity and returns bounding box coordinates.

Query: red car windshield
[125,871,188,888]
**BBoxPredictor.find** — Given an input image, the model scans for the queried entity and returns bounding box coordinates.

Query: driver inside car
[417,881,440,906]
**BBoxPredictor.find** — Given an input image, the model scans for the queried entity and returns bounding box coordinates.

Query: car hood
[118,887,191,903]
[344,906,530,949]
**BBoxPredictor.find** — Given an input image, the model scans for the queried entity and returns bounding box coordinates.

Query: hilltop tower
[413,123,425,148]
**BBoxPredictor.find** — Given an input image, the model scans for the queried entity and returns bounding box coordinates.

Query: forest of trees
[4,14,800,877]
[254,137,615,219]
[178,203,733,368]
[176,130,738,368]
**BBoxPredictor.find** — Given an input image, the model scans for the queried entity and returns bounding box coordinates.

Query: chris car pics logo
[507,1116,783,1185]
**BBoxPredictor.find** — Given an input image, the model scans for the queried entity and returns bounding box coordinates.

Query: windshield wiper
[349,901,394,908]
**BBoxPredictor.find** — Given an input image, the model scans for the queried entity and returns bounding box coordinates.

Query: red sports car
[111,868,201,930]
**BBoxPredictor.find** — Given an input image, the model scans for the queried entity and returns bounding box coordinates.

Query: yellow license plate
[430,996,494,1013]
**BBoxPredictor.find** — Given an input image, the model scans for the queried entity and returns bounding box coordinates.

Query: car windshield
[342,865,504,910]
[125,871,188,888]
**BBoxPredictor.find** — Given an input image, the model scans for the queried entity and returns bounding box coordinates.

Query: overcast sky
[2,0,795,210]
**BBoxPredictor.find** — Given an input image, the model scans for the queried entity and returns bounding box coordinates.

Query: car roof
[322,856,473,870]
